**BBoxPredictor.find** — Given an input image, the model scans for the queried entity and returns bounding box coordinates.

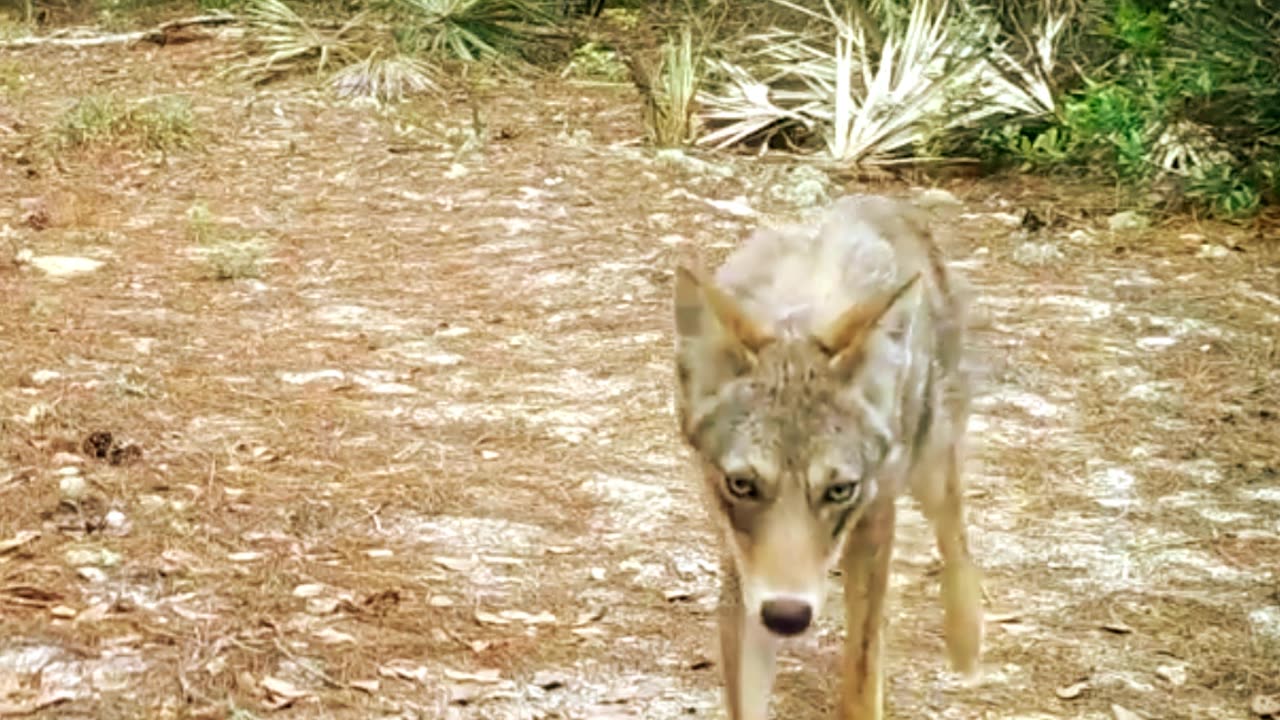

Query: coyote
[672,194,983,720]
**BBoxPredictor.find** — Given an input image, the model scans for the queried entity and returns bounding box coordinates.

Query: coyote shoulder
[673,194,982,720]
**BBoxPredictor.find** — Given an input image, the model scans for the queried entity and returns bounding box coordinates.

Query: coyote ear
[816,273,921,375]
[674,266,772,410]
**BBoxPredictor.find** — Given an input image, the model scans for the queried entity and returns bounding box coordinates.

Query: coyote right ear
[673,266,772,412]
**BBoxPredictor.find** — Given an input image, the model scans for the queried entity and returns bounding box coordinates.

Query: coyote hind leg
[916,443,983,677]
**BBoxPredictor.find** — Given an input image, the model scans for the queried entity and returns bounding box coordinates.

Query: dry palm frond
[236,0,371,82]
[984,11,1067,117]
[330,52,442,103]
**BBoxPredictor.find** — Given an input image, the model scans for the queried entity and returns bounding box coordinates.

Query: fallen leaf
[531,670,568,690]
[1252,694,1280,716]
[227,551,264,563]
[0,690,75,716]
[433,556,476,572]
[474,610,510,626]
[497,609,555,625]
[313,627,356,645]
[985,612,1021,624]
[0,531,39,555]
[573,607,606,626]
[292,583,327,598]
[447,682,486,705]
[443,668,502,684]
[260,676,309,709]
[1055,680,1089,700]
[1155,663,1187,687]
[305,597,341,615]
[378,661,429,684]
[1111,704,1143,720]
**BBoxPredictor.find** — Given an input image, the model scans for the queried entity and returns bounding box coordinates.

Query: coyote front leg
[718,555,779,720]
[839,500,896,720]
[921,443,983,676]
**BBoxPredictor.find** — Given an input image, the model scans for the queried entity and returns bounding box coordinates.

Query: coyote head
[673,265,920,637]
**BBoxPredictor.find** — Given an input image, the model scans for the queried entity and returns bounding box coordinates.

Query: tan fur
[673,194,983,720]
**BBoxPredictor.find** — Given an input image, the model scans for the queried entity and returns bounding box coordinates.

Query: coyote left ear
[816,273,921,374]
[674,266,773,420]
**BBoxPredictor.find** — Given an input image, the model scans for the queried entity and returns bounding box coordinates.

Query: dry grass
[1,29,1278,720]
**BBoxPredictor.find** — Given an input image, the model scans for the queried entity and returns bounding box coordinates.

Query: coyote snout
[673,194,984,720]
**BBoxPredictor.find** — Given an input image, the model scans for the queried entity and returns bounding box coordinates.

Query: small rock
[914,188,962,214]
[1197,243,1230,259]
[1155,663,1186,687]
[59,474,87,501]
[1251,693,1280,716]
[50,605,77,619]
[1108,211,1149,231]
[65,547,122,567]
[77,567,108,583]
[104,510,128,531]
[29,369,62,386]
[30,255,105,277]
[1012,241,1064,267]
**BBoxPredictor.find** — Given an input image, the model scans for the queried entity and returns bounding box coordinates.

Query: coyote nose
[760,598,813,636]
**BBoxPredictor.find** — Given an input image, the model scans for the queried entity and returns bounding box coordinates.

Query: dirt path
[1,39,1277,720]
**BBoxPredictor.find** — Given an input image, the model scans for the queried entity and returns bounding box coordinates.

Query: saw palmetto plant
[388,0,554,62]
[237,0,374,82]
[696,0,1067,165]
[234,0,554,100]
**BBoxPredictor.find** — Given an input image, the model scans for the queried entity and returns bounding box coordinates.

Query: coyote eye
[823,481,858,504]
[725,474,759,499]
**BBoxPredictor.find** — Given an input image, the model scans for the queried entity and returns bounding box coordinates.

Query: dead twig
[0,13,237,49]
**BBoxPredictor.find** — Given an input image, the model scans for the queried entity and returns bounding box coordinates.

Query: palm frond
[330,52,443,103]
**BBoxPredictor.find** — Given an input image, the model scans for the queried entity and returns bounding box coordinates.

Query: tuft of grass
[632,26,700,148]
[0,60,29,97]
[187,202,271,281]
[52,94,196,152]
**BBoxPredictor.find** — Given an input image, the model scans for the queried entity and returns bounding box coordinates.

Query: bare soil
[1,29,1278,720]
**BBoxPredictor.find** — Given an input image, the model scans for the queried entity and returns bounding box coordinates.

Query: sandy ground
[1,30,1278,720]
